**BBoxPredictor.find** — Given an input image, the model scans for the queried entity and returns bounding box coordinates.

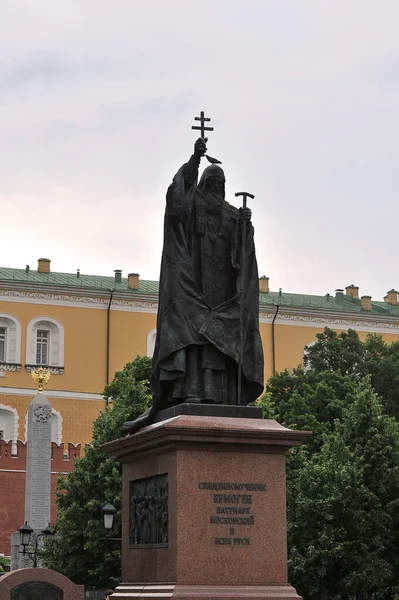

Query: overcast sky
[2,1,399,300]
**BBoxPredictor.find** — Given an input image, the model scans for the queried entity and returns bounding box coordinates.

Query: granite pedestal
[103,408,310,600]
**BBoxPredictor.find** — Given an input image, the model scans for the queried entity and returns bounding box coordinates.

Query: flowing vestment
[151,156,264,409]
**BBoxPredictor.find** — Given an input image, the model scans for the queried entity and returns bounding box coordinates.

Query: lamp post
[18,522,53,567]
[101,503,121,543]
[102,503,117,530]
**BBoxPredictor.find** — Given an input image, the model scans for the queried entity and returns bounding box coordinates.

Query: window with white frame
[26,317,64,368]
[36,330,49,365]
[0,327,6,362]
[146,328,157,357]
[0,314,22,365]
[0,404,19,454]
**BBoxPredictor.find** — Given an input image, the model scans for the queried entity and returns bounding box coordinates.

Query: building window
[36,330,49,365]
[147,328,157,357]
[0,327,6,362]
[0,404,19,454]
[26,317,64,373]
[0,314,22,366]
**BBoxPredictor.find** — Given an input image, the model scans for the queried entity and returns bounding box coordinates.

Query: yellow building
[1,258,399,449]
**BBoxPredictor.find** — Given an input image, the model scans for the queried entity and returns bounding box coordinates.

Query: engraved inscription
[199,481,267,546]
[129,474,168,548]
[27,410,51,529]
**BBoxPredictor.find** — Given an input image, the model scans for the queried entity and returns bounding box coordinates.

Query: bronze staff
[235,191,255,405]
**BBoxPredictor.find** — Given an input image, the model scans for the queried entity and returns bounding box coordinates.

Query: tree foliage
[0,555,10,573]
[42,355,152,589]
[303,328,399,420]
[288,382,399,600]
[266,328,399,599]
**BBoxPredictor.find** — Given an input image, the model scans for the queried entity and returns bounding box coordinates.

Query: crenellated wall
[0,439,81,469]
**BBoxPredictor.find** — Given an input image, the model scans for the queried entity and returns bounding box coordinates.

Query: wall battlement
[0,439,81,471]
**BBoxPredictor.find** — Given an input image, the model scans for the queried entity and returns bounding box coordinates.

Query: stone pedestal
[104,410,310,600]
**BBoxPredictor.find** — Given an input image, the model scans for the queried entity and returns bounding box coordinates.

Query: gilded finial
[31,367,51,393]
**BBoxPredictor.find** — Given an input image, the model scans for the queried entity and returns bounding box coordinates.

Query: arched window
[147,328,157,357]
[24,408,63,444]
[26,316,64,373]
[0,404,19,454]
[0,313,22,370]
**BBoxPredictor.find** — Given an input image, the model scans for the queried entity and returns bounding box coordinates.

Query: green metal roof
[259,290,399,316]
[0,267,158,295]
[0,267,398,317]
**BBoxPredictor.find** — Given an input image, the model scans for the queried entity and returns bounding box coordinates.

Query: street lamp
[18,522,33,549]
[101,503,121,544]
[18,522,53,567]
[101,503,117,530]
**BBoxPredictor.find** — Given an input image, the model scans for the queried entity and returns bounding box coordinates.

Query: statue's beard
[206,190,224,214]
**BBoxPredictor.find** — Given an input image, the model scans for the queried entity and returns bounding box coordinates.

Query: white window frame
[0,403,19,454]
[26,316,64,367]
[0,314,22,364]
[0,327,6,362]
[146,328,157,357]
[36,329,50,365]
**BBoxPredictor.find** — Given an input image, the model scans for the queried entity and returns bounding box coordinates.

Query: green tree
[0,555,10,573]
[368,341,399,420]
[266,328,399,598]
[303,328,399,420]
[304,328,365,377]
[288,380,399,600]
[266,367,359,451]
[42,356,152,589]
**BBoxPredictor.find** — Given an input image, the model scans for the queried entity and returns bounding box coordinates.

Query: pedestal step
[111,583,302,599]
[111,585,175,598]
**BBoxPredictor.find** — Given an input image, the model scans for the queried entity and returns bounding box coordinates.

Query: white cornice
[259,307,399,334]
[0,386,104,401]
[0,470,77,474]
[0,289,158,313]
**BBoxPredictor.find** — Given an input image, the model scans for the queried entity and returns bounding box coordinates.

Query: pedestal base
[111,583,301,599]
[103,413,309,600]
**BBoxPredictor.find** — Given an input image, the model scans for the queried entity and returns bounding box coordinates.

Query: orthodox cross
[191,110,214,139]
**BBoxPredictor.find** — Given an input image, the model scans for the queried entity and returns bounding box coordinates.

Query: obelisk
[10,368,52,569]
[25,368,52,530]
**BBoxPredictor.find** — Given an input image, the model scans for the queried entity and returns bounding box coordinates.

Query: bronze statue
[123,115,263,434]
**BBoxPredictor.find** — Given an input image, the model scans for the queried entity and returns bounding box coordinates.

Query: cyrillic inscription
[199,481,267,546]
